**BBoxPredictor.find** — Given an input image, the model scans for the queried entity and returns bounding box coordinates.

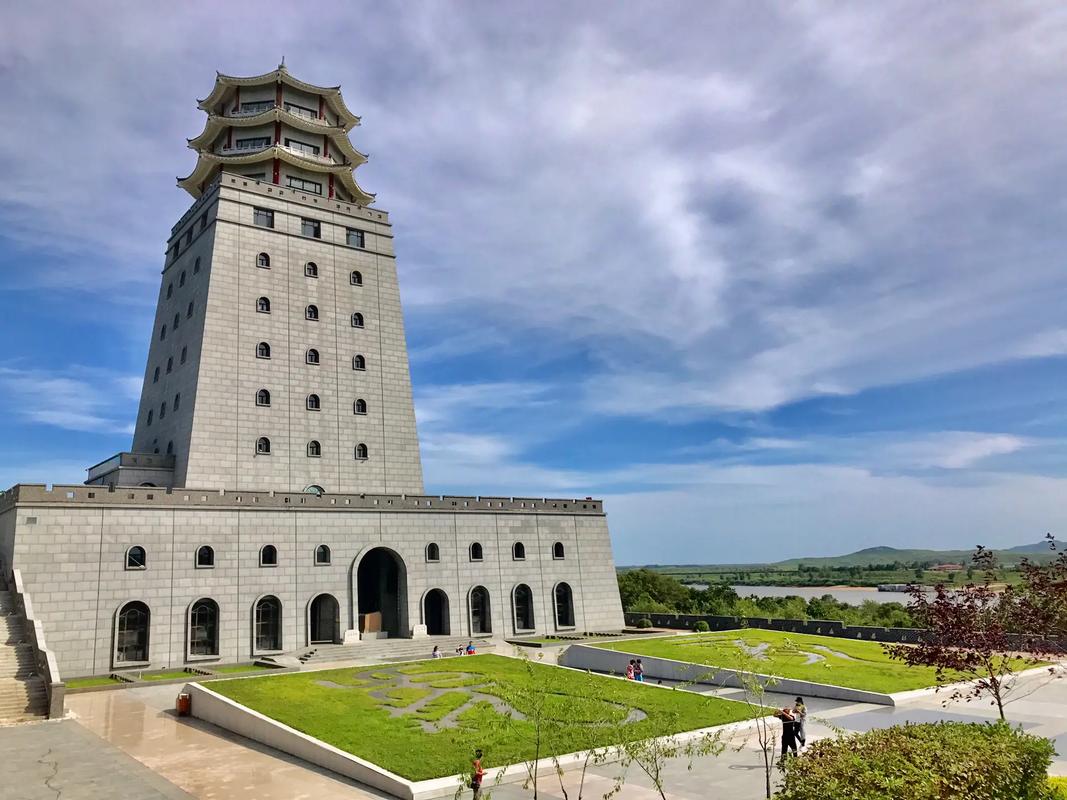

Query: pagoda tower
[91,65,425,494]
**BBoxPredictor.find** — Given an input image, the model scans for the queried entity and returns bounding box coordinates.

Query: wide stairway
[294,636,497,666]
[0,576,47,723]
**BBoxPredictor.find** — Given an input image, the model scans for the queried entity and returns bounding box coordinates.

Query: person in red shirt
[471,749,485,798]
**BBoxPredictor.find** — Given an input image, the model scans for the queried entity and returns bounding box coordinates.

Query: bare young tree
[605,725,724,800]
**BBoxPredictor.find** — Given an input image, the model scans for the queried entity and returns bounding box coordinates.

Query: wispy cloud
[0,366,138,435]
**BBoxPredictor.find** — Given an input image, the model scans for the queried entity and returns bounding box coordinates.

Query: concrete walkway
[4,655,1060,799]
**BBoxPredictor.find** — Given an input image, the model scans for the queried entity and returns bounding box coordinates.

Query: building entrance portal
[357,547,406,637]
[310,594,340,644]
[424,589,450,635]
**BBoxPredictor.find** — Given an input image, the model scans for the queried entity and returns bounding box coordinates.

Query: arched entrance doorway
[309,594,340,644]
[469,585,492,635]
[424,589,450,635]
[356,547,406,638]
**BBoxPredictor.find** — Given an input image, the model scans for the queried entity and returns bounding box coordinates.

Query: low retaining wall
[625,612,926,644]
[9,566,64,718]
[560,643,896,705]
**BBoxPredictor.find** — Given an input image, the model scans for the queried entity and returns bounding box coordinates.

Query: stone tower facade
[124,65,423,494]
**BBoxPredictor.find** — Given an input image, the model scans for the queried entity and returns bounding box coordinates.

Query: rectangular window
[184,230,192,247]
[235,137,270,150]
[284,138,320,157]
[284,101,317,120]
[346,228,365,248]
[301,218,321,238]
[199,213,207,231]
[244,172,266,182]
[287,176,322,195]
[253,207,274,228]
[239,100,274,115]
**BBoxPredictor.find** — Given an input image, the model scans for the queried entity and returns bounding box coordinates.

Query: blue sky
[2,2,1066,564]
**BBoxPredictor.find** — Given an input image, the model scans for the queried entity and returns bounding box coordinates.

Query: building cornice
[187,109,368,164]
[197,67,360,129]
[0,484,606,517]
[178,146,373,205]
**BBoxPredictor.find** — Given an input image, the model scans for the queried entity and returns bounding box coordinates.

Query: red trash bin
[176,692,191,717]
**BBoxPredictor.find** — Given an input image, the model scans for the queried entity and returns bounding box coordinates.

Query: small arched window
[166,357,173,374]
[306,348,320,365]
[306,394,321,411]
[553,541,565,560]
[186,301,193,319]
[305,304,319,321]
[257,342,271,359]
[355,443,368,460]
[352,354,366,370]
[166,283,173,299]
[193,257,201,274]
[196,545,214,568]
[512,542,526,560]
[160,325,166,341]
[179,270,186,288]
[256,437,271,454]
[350,270,362,286]
[173,392,181,411]
[159,401,167,419]
[304,485,324,496]
[146,409,153,426]
[126,545,147,569]
[354,398,367,415]
[426,542,440,562]
[257,252,270,268]
[304,262,318,278]
[351,312,364,328]
[152,367,160,384]
[260,544,278,567]
[470,542,484,562]
[180,346,187,364]
[256,389,271,406]
[166,440,174,454]
[257,296,271,313]
[173,313,180,330]
[315,544,331,565]
[307,440,321,457]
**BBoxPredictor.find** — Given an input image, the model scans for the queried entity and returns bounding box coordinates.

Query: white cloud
[0,366,139,435]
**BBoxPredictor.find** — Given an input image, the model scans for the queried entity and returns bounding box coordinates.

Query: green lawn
[208,653,755,780]
[593,629,950,693]
[140,670,192,681]
[209,663,276,674]
[66,675,125,689]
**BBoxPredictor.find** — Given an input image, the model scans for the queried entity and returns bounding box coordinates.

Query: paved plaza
[1,652,1064,799]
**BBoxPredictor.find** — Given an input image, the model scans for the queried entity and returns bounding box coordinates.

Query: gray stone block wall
[2,496,624,677]
[131,176,423,495]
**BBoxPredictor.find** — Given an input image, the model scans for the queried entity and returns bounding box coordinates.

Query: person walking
[625,660,635,680]
[775,707,798,762]
[471,748,485,798]
[634,659,645,682]
[793,697,807,748]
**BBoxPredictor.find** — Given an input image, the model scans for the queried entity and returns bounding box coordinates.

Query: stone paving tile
[0,719,192,800]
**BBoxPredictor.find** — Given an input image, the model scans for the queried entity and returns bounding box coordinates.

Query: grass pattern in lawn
[207,654,755,780]
[594,629,953,692]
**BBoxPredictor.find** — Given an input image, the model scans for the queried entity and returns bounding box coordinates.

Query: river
[683,583,923,605]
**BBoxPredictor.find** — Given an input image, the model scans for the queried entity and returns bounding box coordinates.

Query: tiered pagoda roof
[178,64,374,204]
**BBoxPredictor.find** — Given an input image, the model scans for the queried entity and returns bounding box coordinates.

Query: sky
[1,2,1066,565]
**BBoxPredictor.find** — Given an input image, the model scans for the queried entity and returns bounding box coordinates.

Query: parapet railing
[0,484,604,516]
[6,563,64,718]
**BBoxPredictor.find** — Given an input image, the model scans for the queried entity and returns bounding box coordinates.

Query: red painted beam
[272,158,280,185]
[328,174,334,199]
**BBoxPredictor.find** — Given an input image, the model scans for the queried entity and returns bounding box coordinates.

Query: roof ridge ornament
[278,56,287,71]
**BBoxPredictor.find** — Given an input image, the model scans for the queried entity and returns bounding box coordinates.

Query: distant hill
[624,541,1058,572]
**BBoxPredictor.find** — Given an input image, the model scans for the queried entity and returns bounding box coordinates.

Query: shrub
[634,618,653,629]
[693,620,710,632]
[777,722,1055,800]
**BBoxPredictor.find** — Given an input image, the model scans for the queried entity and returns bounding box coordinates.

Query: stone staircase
[294,636,497,666]
[0,576,48,723]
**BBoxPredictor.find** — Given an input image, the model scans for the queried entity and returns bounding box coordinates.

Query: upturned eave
[197,68,361,129]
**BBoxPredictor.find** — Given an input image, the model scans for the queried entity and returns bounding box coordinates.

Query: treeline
[617,568,917,628]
